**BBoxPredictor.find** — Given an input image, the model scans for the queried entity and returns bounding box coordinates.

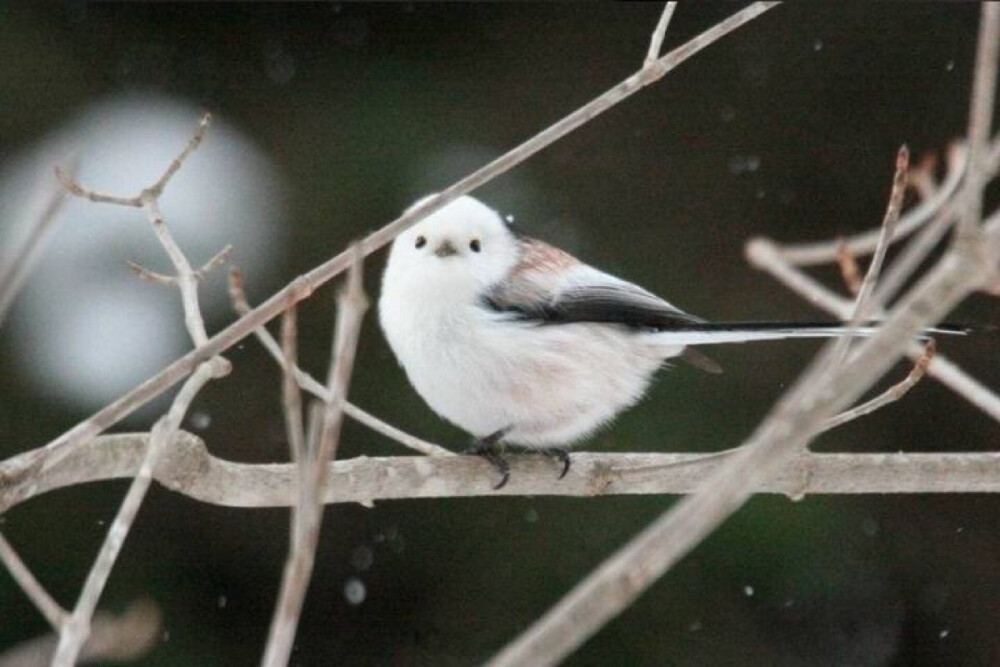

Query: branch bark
[5,433,1000,512]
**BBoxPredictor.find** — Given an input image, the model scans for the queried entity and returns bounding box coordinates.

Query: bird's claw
[545,447,572,479]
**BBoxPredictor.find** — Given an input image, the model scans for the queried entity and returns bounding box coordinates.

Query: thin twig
[56,113,215,347]
[0,175,71,327]
[50,359,227,667]
[0,533,66,630]
[644,3,678,67]
[746,237,1000,422]
[193,244,233,281]
[849,145,909,320]
[24,2,779,482]
[126,261,175,286]
[835,240,862,294]
[873,144,966,304]
[955,3,1000,241]
[228,267,453,457]
[779,144,967,265]
[262,248,368,667]
[146,113,212,198]
[280,308,306,464]
[821,339,935,431]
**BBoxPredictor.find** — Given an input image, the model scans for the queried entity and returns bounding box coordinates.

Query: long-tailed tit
[379,195,966,488]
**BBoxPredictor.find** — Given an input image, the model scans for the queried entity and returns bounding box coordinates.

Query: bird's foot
[465,428,512,489]
[543,447,572,479]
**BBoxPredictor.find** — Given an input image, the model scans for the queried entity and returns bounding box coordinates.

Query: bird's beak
[434,240,458,258]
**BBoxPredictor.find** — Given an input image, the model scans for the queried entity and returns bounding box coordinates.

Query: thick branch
[4,434,1000,512]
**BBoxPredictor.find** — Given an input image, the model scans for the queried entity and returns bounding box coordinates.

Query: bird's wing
[485,237,705,330]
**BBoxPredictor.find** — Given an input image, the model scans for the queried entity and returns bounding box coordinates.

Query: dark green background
[2,3,999,665]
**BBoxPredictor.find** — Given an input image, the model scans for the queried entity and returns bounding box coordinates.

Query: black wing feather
[485,284,706,330]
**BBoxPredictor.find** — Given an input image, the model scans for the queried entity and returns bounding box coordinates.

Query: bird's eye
[469,239,481,253]
[415,236,427,249]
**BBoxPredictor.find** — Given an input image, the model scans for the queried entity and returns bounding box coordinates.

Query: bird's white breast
[379,274,671,447]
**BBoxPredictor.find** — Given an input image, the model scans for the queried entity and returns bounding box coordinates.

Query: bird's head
[383,195,520,301]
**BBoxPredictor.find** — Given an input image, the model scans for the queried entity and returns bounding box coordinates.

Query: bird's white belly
[389,305,669,447]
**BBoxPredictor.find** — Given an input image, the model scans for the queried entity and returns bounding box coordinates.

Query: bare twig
[23,2,779,484]
[0,533,66,630]
[261,248,368,667]
[280,308,306,464]
[50,358,228,667]
[955,3,999,241]
[228,266,453,457]
[873,144,966,303]
[746,238,1000,422]
[835,241,862,294]
[821,339,935,431]
[56,113,215,346]
[849,145,909,321]
[0,599,161,667]
[779,144,967,265]
[193,244,233,281]
[0,175,71,327]
[126,260,175,286]
[644,2,678,67]
[146,113,212,199]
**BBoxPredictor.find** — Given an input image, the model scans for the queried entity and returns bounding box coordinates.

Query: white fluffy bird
[379,195,960,487]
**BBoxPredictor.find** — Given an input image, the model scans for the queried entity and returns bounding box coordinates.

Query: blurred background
[1,3,998,665]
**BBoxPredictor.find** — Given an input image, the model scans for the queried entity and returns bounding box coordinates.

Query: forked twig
[644,3,678,68]
[55,113,220,346]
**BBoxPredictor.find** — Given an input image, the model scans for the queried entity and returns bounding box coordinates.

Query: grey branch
[55,113,215,346]
[50,359,227,667]
[6,434,1000,514]
[0,533,66,630]
[0,172,71,327]
[261,248,368,667]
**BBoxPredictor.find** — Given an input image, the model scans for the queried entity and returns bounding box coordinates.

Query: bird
[378,195,965,488]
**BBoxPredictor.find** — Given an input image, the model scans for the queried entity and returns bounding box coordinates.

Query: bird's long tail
[652,321,975,347]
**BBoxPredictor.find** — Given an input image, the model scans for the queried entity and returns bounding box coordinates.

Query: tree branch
[50,359,227,667]
[261,249,368,667]
[6,434,1000,513]
[0,172,71,327]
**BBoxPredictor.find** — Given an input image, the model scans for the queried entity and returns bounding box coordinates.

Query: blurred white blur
[0,93,287,411]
